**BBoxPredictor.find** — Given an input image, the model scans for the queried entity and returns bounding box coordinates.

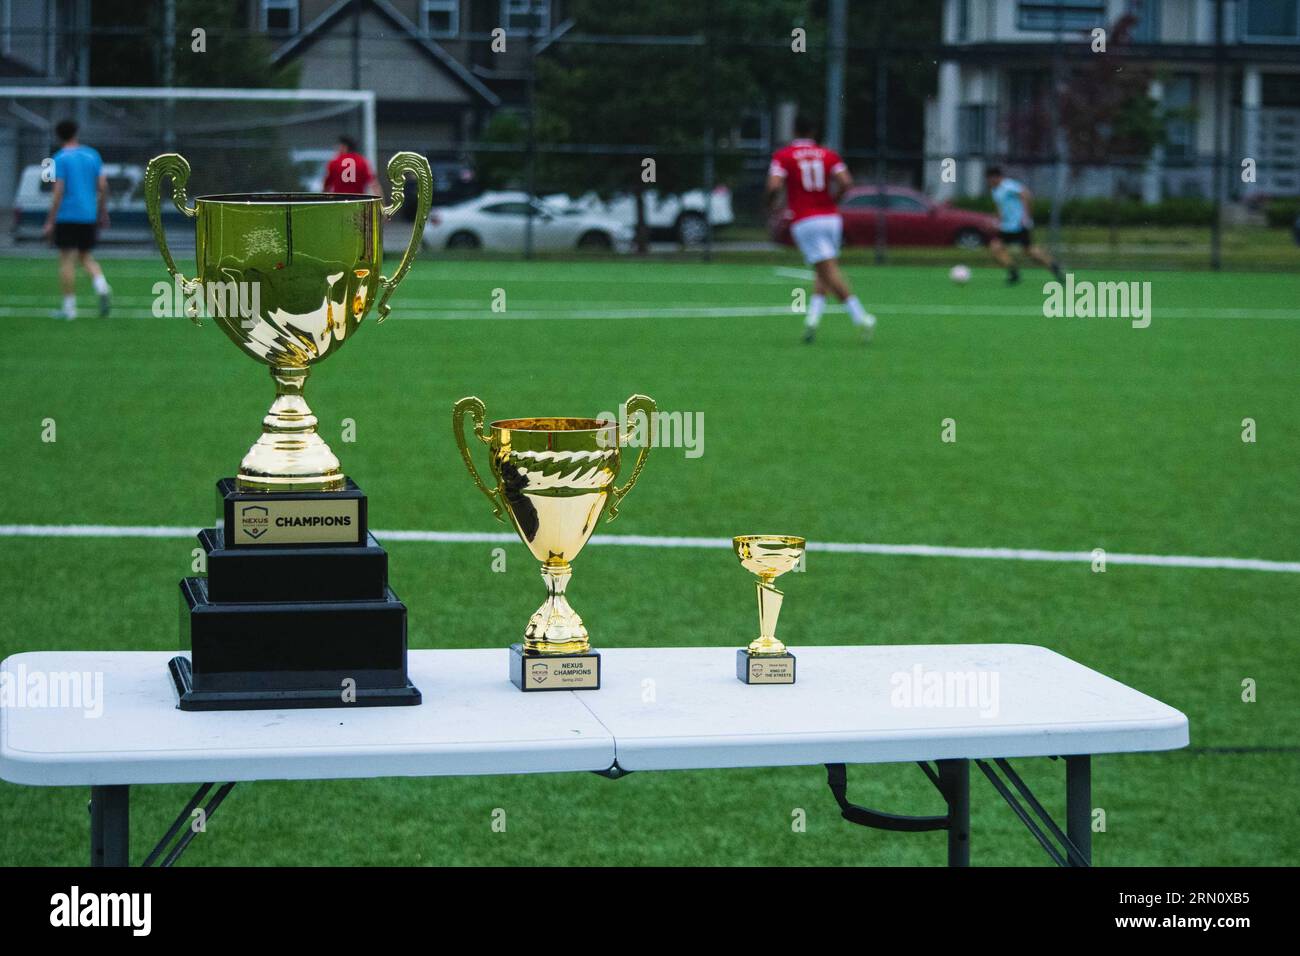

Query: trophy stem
[237,366,344,493]
[524,562,591,656]
[748,577,787,656]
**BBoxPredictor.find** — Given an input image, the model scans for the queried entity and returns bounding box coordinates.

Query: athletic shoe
[1050,263,1065,284]
[1006,268,1021,286]
[859,317,876,345]
[51,309,75,321]
[802,327,816,344]
[98,288,112,318]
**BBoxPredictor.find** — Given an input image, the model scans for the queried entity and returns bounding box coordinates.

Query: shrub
[949,195,1213,226]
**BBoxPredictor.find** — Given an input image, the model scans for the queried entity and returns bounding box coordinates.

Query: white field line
[1,524,1297,574]
[2,302,1298,321]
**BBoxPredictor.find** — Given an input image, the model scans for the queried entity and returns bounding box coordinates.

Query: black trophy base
[199,527,389,603]
[509,643,601,692]
[736,649,796,685]
[177,577,421,711]
[217,477,367,548]
[169,655,420,712]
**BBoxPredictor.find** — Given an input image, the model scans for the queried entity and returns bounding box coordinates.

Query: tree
[1058,14,1164,170]
[88,0,300,193]
[479,0,815,250]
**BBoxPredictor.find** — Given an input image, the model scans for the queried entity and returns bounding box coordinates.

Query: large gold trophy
[145,151,433,711]
[453,396,655,691]
[144,151,432,492]
[733,535,805,684]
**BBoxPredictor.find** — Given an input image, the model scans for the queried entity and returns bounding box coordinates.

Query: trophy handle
[376,152,434,323]
[452,396,504,523]
[143,153,201,326]
[607,393,656,523]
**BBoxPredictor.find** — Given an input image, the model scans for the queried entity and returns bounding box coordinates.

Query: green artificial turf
[0,254,1296,865]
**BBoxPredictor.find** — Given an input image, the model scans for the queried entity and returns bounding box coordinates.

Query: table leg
[1065,755,1092,866]
[90,785,129,867]
[938,759,970,867]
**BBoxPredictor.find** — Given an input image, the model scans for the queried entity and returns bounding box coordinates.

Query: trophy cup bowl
[733,534,805,684]
[144,151,433,492]
[453,395,655,689]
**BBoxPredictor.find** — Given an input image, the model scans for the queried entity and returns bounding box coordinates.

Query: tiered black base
[172,478,421,711]
[169,656,420,711]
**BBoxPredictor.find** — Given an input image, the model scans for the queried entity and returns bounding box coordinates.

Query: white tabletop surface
[590,645,1188,771]
[1,644,1188,786]
[0,650,615,785]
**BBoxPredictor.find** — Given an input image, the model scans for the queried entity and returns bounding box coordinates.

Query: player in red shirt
[323,136,380,195]
[767,116,876,344]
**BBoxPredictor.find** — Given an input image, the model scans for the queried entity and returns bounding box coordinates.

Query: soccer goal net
[0,86,375,236]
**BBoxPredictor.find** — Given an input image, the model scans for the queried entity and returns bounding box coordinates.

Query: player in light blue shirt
[42,119,112,319]
[985,166,1063,286]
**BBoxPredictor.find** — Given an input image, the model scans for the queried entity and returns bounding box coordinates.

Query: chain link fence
[2,3,1297,269]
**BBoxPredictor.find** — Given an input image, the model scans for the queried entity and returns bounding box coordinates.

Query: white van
[11,162,183,242]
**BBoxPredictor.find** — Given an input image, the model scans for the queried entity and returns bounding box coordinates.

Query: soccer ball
[949,264,971,284]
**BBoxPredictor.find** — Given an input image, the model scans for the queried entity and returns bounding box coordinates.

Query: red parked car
[770,186,999,249]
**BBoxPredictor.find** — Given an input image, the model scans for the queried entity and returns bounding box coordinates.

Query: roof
[270,0,501,107]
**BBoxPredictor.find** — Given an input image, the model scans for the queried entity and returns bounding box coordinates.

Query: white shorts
[790,214,842,265]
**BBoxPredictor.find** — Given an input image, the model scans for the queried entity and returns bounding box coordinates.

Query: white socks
[61,294,76,318]
[92,273,110,295]
[806,293,877,331]
[805,294,826,329]
[846,295,875,328]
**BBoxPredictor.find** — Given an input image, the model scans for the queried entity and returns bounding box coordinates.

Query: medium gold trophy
[733,535,805,684]
[453,395,655,690]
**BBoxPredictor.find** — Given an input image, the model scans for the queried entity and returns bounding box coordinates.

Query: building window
[503,0,550,36]
[261,0,298,35]
[422,0,459,38]
[1163,73,1197,161]
[958,104,987,155]
[955,0,969,41]
[1241,0,1300,40]
[1128,0,1160,41]
[1017,1,1105,31]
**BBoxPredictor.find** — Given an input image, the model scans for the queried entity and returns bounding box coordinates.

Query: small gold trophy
[453,395,655,691]
[734,535,804,684]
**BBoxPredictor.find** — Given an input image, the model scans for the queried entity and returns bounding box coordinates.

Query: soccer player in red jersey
[323,136,380,195]
[767,116,876,344]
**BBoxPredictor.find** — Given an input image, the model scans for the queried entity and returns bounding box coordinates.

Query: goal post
[0,86,377,220]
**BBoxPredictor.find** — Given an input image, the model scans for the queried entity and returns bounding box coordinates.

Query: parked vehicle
[291,150,477,209]
[769,186,999,249]
[422,191,633,252]
[11,162,185,242]
[559,187,734,245]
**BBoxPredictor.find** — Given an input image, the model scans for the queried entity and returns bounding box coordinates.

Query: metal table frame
[89,753,1093,868]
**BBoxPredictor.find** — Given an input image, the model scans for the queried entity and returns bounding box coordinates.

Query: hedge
[950,196,1215,227]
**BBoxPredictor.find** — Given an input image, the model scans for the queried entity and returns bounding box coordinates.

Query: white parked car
[422,191,633,252]
[557,187,734,245]
[11,162,182,241]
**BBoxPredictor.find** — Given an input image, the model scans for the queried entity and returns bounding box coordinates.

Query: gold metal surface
[734,535,806,656]
[144,151,433,492]
[453,395,656,655]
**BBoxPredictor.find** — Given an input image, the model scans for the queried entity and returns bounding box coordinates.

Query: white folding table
[0,644,1189,867]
